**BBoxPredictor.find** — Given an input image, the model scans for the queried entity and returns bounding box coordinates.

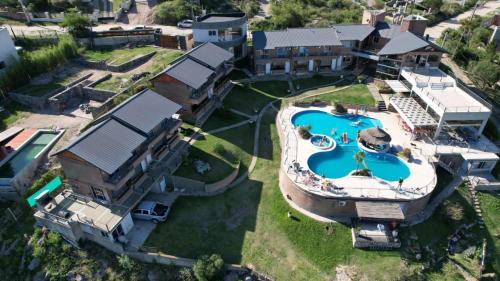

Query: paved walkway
[203,119,254,135]
[229,108,257,120]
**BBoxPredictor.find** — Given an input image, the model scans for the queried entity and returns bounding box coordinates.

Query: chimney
[401,15,427,37]
[362,10,387,27]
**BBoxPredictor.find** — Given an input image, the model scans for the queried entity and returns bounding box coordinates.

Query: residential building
[193,12,248,59]
[33,89,184,251]
[151,42,234,124]
[252,10,445,78]
[0,27,20,71]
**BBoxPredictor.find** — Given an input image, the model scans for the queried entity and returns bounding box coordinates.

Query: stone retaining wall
[78,35,157,48]
[8,73,93,109]
[76,50,156,72]
[108,51,156,72]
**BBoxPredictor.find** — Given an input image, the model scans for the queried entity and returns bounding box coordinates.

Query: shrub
[154,0,197,25]
[178,267,196,281]
[0,35,79,94]
[333,103,347,114]
[23,169,63,200]
[439,201,464,225]
[192,254,225,281]
[117,254,136,273]
[298,125,312,139]
[214,144,227,156]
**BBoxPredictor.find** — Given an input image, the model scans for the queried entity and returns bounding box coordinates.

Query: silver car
[177,19,193,28]
[132,200,170,223]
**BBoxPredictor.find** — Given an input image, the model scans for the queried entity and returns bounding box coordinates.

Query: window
[91,186,106,201]
[208,30,216,36]
[373,37,379,43]
[100,231,109,238]
[338,201,346,207]
[477,161,486,169]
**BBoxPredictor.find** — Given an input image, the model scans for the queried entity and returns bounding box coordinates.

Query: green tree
[271,1,305,28]
[60,8,90,37]
[117,254,136,273]
[468,27,492,48]
[467,60,500,89]
[422,0,443,12]
[192,254,225,281]
[354,151,366,172]
[154,0,195,25]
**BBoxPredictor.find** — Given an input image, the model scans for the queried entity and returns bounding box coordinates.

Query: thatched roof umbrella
[359,127,392,145]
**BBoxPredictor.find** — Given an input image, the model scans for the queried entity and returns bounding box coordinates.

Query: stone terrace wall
[82,73,119,102]
[8,73,93,109]
[76,50,156,72]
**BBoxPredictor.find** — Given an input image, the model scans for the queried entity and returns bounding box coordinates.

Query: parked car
[108,26,123,31]
[133,25,151,30]
[177,19,193,28]
[132,201,170,223]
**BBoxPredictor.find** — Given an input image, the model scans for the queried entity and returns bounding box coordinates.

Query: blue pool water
[292,110,410,181]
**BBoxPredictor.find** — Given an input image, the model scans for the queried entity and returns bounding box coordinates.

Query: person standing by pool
[398,178,404,191]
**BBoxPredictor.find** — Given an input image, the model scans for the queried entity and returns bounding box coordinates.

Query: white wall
[0,27,19,70]
[120,212,134,235]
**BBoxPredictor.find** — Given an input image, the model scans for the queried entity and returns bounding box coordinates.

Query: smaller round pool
[310,135,335,150]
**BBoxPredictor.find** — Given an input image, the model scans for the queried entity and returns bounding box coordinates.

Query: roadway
[426,0,500,42]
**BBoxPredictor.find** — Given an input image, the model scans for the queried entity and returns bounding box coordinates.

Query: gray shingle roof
[377,32,430,55]
[252,28,342,50]
[64,119,146,175]
[165,58,214,89]
[333,25,375,41]
[110,89,181,134]
[374,22,402,39]
[187,42,234,69]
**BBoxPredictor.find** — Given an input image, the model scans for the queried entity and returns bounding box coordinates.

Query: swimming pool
[0,132,59,178]
[292,110,410,181]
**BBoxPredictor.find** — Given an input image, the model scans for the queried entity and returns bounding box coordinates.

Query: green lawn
[0,102,30,131]
[293,75,341,91]
[223,81,290,115]
[301,84,376,106]
[201,108,248,132]
[83,46,157,65]
[148,50,184,75]
[94,75,130,91]
[174,123,254,183]
[92,50,183,92]
[227,69,249,80]
[478,191,500,274]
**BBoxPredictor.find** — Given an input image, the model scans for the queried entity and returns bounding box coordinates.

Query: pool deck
[281,106,437,200]
[5,128,38,150]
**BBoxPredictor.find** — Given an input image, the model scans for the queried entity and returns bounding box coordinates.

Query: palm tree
[354,151,366,172]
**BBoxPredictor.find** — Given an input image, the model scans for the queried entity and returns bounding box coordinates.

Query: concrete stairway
[467,181,486,229]
[378,100,387,111]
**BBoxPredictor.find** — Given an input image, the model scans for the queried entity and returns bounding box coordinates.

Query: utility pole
[452,0,484,58]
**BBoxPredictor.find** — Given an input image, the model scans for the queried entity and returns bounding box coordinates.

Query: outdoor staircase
[377,100,387,111]
[467,181,485,229]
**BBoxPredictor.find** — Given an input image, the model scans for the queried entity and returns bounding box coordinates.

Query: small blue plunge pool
[291,110,410,181]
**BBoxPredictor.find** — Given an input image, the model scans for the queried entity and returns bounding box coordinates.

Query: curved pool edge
[278,106,437,200]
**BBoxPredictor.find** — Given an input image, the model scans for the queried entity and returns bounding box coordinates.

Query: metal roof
[374,22,402,39]
[64,119,146,175]
[165,58,214,89]
[187,42,234,69]
[110,89,181,134]
[252,28,342,50]
[333,25,375,41]
[377,32,430,55]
